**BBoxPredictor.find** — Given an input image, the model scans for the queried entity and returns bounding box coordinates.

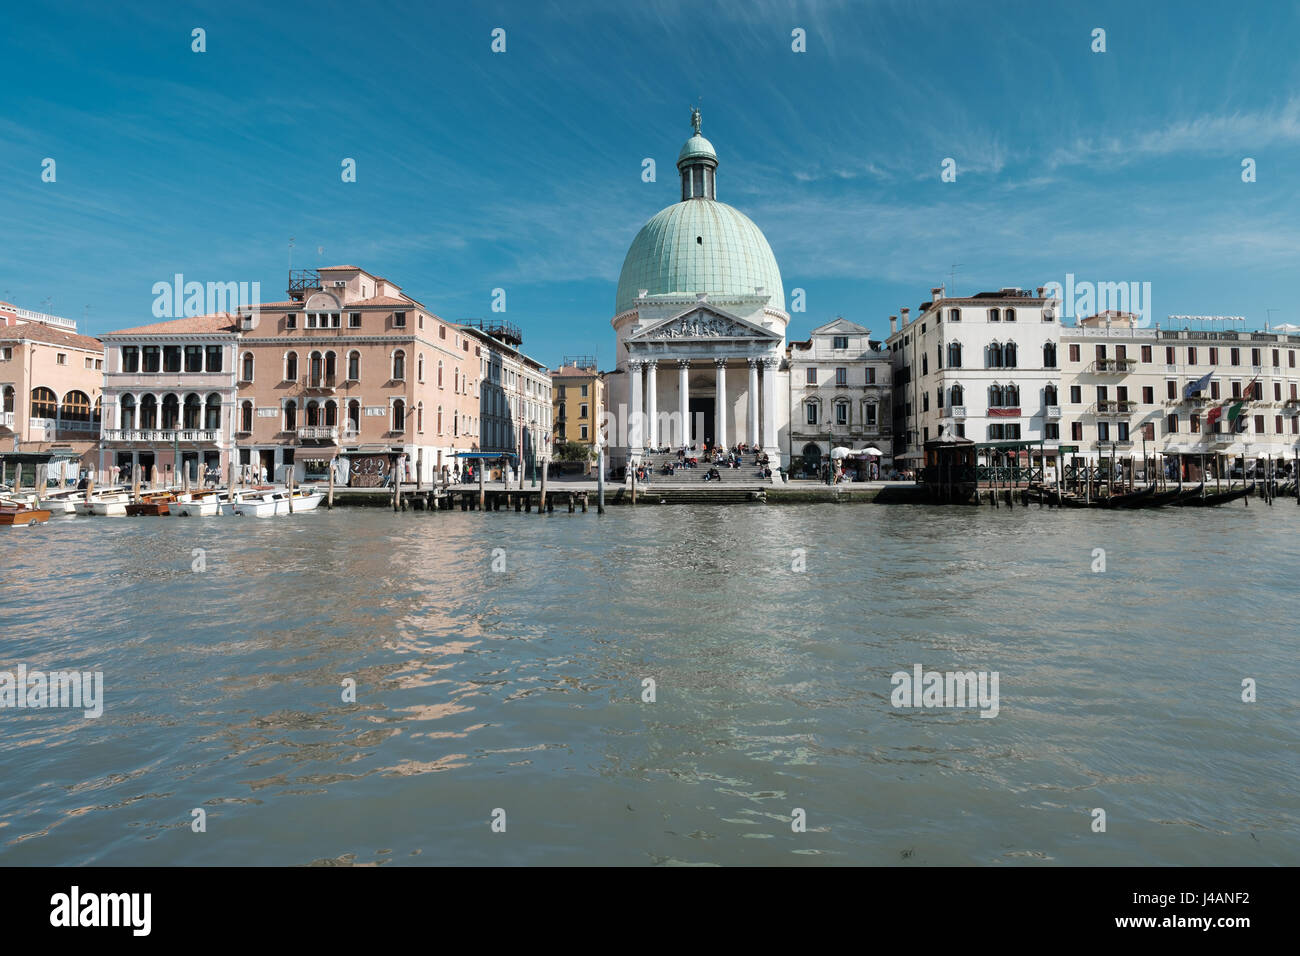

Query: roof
[551,365,601,377]
[616,198,784,315]
[318,265,362,272]
[106,312,242,336]
[346,296,412,308]
[677,133,717,166]
[0,322,102,351]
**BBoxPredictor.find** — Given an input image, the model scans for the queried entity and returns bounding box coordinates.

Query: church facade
[608,111,790,468]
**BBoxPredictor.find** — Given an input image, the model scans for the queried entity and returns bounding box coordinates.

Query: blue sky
[3,0,1299,365]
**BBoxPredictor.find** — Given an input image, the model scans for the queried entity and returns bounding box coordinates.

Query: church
[608,110,790,469]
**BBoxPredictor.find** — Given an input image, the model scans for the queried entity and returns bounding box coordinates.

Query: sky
[3,0,1300,367]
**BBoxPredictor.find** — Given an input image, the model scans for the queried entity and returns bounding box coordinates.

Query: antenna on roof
[948,264,963,297]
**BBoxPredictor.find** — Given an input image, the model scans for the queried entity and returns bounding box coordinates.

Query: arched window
[347,400,360,433]
[325,351,337,383]
[120,394,136,429]
[437,360,444,388]
[306,400,320,427]
[987,342,1003,368]
[140,394,157,429]
[392,399,406,431]
[989,385,1004,408]
[988,308,1000,322]
[454,368,460,392]
[949,384,964,407]
[1043,342,1057,368]
[205,394,221,430]
[417,354,424,382]
[309,351,323,386]
[30,387,57,419]
[1004,307,1016,322]
[240,352,254,382]
[161,394,180,429]
[1004,384,1019,406]
[285,351,298,382]
[324,400,337,427]
[1045,384,1058,407]
[93,397,101,424]
[183,393,202,429]
[239,400,253,433]
[61,390,91,422]
[948,308,961,322]
[2,385,13,413]
[1003,342,1018,368]
[834,400,850,425]
[284,400,298,431]
[437,405,443,434]
[947,342,962,368]
[392,350,406,381]
[417,402,423,432]
[347,351,360,381]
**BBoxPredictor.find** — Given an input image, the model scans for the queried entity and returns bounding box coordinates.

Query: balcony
[297,425,339,442]
[304,375,338,392]
[104,429,219,443]
[1096,399,1137,415]
[1092,358,1137,374]
[1095,438,1133,448]
[0,411,14,428]
[950,405,966,420]
[1045,405,1062,420]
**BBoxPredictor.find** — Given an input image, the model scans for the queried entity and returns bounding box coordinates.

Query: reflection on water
[0,504,1297,864]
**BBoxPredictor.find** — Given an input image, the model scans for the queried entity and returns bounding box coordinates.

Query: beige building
[0,302,104,482]
[463,321,551,481]
[1060,311,1300,478]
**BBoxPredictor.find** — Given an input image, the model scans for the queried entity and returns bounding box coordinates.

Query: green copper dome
[615,200,785,315]
[677,133,716,165]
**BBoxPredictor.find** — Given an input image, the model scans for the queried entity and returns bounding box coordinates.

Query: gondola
[1119,483,1202,508]
[1055,483,1157,509]
[1174,482,1255,507]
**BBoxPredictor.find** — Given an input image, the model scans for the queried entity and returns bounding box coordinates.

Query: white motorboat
[228,487,323,516]
[173,490,221,517]
[277,488,323,514]
[74,491,131,517]
[39,488,89,515]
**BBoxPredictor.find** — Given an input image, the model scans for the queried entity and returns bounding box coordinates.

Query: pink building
[0,302,104,482]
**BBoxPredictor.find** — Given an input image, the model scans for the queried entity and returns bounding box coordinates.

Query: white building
[889,286,1063,467]
[786,318,892,477]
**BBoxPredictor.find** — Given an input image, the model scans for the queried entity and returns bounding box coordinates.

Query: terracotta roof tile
[0,322,102,351]
[106,312,242,336]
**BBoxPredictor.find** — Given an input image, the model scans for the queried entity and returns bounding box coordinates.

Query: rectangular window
[143,346,160,372]
[1187,347,1197,365]
[1276,415,1284,434]
[286,313,297,329]
[806,402,818,425]
[1117,422,1129,441]
[1045,423,1059,439]
[122,347,139,372]
[832,335,848,349]
[394,312,407,328]
[1097,421,1110,441]
[1166,414,1178,434]
[1142,386,1154,403]
[1230,348,1240,366]
[836,403,848,424]
[1274,382,1282,400]
[1166,346,1175,364]
[580,384,589,397]
[865,367,876,384]
[1252,348,1261,366]
[955,424,965,437]
[1069,344,1080,363]
[84,356,92,368]
[1071,421,1083,441]
[1208,347,1218,365]
[1272,348,1280,367]
[1166,380,1177,400]
[1096,344,1106,361]
[1254,414,1265,434]
[1069,385,1082,403]
[184,345,204,372]
[1096,386,1108,402]
[836,367,847,386]
[206,345,223,372]
[1116,345,1127,361]
[1190,415,1200,434]
[864,403,877,426]
[349,312,361,328]
[805,368,816,384]
[56,353,67,365]
[164,346,181,372]
[579,403,588,418]
[1211,381,1221,399]
[1141,345,1152,363]
[580,424,588,440]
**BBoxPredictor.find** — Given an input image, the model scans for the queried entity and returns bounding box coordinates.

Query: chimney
[900,307,911,326]
[889,314,898,335]
[931,287,944,301]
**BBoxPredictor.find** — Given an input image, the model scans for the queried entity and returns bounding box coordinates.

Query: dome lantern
[678,106,717,201]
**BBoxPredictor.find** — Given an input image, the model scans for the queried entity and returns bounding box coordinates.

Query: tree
[555,440,594,462]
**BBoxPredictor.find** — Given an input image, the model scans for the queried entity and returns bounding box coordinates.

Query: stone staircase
[628,450,771,503]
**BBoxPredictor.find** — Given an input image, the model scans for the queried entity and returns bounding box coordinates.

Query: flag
[1206,403,1225,428]
[1184,371,1213,398]
[1227,401,1247,430]
[1240,377,1259,401]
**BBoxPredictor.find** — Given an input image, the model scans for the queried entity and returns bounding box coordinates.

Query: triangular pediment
[630,305,781,342]
[811,318,871,336]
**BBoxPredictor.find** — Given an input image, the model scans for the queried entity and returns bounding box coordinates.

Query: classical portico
[623,301,782,458]
[610,109,791,469]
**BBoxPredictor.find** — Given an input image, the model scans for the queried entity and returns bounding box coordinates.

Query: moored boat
[1174,482,1255,508]
[0,501,52,527]
[75,491,131,517]
[173,490,221,517]
[126,492,177,516]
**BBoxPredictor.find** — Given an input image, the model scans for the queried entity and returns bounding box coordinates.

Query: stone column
[714,359,728,449]
[761,357,778,457]
[645,360,658,450]
[628,360,643,455]
[747,358,760,448]
[678,360,690,447]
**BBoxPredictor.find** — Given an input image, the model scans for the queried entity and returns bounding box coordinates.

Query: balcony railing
[1046,405,1062,420]
[305,375,338,390]
[0,411,13,427]
[1096,399,1137,414]
[104,429,219,443]
[1095,438,1134,447]
[950,405,966,420]
[297,425,339,441]
[1092,358,1137,373]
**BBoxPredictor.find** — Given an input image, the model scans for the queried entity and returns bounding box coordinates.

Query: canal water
[1,503,1297,865]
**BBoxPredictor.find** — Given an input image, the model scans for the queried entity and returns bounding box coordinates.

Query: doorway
[688,396,715,447]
